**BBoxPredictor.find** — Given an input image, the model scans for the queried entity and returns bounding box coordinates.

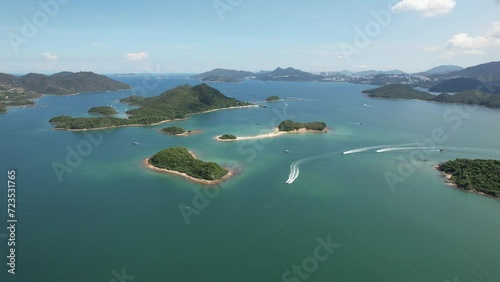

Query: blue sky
[0,0,499,74]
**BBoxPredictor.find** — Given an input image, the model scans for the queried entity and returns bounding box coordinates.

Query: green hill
[363,84,435,100]
[363,84,500,109]
[255,67,321,81]
[192,69,255,80]
[14,71,130,95]
[51,83,250,130]
[429,77,491,93]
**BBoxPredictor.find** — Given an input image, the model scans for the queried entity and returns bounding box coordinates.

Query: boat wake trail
[342,143,422,155]
[376,147,441,153]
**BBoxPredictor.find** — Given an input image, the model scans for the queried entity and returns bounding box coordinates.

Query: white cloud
[392,0,456,17]
[425,22,500,58]
[42,52,58,61]
[124,52,149,61]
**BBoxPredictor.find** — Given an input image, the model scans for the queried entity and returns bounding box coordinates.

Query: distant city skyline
[1,0,499,74]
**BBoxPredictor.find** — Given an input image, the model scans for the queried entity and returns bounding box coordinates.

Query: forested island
[437,159,500,198]
[265,96,281,102]
[160,126,201,136]
[50,83,252,130]
[144,147,232,184]
[363,84,500,109]
[278,120,328,132]
[0,90,40,113]
[218,134,237,140]
[88,106,118,116]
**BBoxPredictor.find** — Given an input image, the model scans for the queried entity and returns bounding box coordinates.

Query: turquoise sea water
[1,76,500,282]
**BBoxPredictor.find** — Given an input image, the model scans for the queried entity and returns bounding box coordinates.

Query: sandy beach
[143,153,234,185]
[434,165,492,198]
[215,127,328,142]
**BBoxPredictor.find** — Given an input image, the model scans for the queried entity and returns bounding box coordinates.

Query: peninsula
[50,83,252,130]
[437,159,500,198]
[363,84,500,109]
[216,120,327,141]
[144,147,233,185]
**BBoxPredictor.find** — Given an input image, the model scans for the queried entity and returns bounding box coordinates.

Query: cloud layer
[42,52,58,61]
[392,0,456,17]
[425,22,500,58]
[124,52,149,61]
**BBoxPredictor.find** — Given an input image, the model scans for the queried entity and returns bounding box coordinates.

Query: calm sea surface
[1,75,499,282]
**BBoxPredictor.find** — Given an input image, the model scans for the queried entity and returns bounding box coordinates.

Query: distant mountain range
[193,61,500,94]
[192,69,255,81]
[0,71,130,95]
[422,65,463,75]
[0,71,131,113]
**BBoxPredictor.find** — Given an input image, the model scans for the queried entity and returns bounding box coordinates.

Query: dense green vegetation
[363,84,435,100]
[265,95,280,102]
[88,106,118,116]
[278,120,327,132]
[51,83,251,130]
[438,159,500,197]
[364,84,500,109]
[219,134,237,140]
[149,147,228,181]
[161,126,186,135]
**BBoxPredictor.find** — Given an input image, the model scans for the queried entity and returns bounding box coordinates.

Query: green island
[278,120,327,132]
[265,95,281,102]
[219,134,237,140]
[437,159,500,198]
[88,106,118,116]
[161,126,187,135]
[145,147,231,184]
[50,83,251,130]
[363,84,500,109]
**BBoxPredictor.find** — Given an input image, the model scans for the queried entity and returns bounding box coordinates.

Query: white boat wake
[342,143,422,155]
[376,147,441,153]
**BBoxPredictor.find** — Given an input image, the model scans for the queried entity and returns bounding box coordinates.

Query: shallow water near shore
[1,75,500,282]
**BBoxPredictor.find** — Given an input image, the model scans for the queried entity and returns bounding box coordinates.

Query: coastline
[54,118,188,132]
[143,153,234,185]
[434,165,493,198]
[53,105,256,131]
[215,127,328,142]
